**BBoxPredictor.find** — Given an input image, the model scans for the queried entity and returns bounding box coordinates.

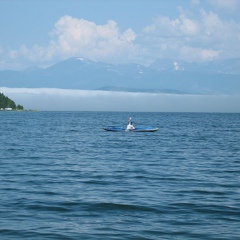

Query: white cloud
[140,9,240,62]
[1,4,240,69]
[209,0,240,12]
[1,87,240,112]
[142,15,199,38]
[50,16,137,61]
[180,46,219,61]
[6,16,137,67]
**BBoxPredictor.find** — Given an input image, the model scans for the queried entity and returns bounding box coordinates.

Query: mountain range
[0,57,240,94]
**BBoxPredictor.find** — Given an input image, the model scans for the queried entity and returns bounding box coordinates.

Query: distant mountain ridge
[96,86,188,94]
[0,57,240,94]
[150,58,240,74]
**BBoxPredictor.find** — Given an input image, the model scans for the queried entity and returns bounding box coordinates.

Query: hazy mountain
[0,57,240,94]
[150,58,240,74]
[96,86,187,94]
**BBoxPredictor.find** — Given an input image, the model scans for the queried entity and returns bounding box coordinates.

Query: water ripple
[0,112,240,239]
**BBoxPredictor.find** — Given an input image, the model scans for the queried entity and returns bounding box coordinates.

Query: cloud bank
[209,0,240,12]
[1,87,240,113]
[140,9,240,62]
[6,16,138,69]
[2,1,240,69]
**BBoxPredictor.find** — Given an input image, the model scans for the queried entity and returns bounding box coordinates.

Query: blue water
[0,111,240,239]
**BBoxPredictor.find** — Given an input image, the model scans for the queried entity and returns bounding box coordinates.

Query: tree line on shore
[0,93,24,110]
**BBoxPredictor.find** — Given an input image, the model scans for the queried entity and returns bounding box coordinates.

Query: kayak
[103,126,159,132]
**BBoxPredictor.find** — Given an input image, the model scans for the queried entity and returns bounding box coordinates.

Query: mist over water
[1,87,240,112]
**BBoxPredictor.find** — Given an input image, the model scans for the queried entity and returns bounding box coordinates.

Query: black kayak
[103,126,159,132]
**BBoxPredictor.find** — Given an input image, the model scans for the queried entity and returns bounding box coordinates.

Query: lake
[0,111,240,239]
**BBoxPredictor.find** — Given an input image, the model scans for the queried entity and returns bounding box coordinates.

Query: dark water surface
[1,112,240,239]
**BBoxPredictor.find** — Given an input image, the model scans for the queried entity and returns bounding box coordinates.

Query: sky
[1,0,240,112]
[1,0,240,70]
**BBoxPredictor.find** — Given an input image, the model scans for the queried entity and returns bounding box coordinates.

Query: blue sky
[1,0,240,70]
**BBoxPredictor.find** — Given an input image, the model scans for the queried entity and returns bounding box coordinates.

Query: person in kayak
[127,117,135,130]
